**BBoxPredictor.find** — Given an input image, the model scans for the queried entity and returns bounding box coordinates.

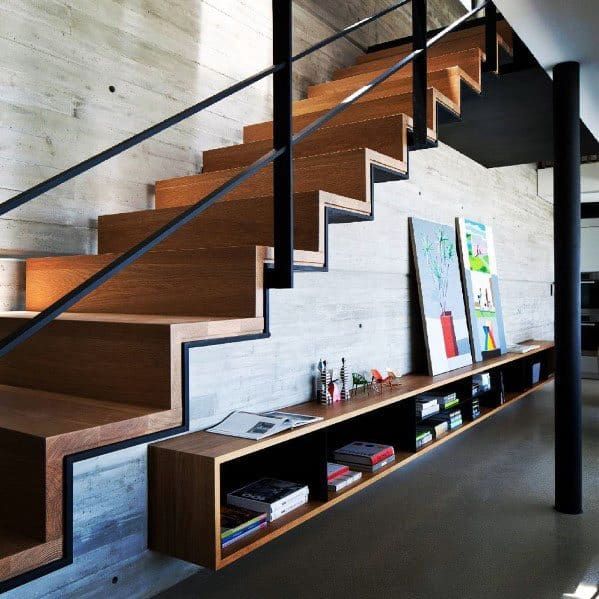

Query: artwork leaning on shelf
[456,218,507,362]
[409,217,474,376]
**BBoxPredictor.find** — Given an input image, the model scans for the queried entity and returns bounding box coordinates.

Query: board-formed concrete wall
[0,0,362,308]
[6,140,554,599]
[2,2,552,597]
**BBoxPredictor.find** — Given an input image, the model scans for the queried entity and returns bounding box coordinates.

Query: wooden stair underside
[0,312,263,581]
[0,21,513,585]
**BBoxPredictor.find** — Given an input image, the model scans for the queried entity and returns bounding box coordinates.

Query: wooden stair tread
[334,30,492,80]
[203,113,409,172]
[98,191,369,255]
[307,48,482,100]
[0,384,161,440]
[0,530,61,582]
[24,246,283,318]
[357,21,513,65]
[156,148,407,210]
[0,310,261,327]
[244,76,460,143]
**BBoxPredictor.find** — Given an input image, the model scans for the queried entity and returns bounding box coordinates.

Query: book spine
[221,515,267,540]
[269,494,309,522]
[222,522,267,548]
[328,472,362,492]
[334,446,394,465]
[327,465,349,481]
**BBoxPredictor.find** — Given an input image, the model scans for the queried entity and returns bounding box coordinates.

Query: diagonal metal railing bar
[0,0,490,359]
[292,0,411,62]
[0,65,281,219]
[0,148,283,359]
[294,1,489,145]
[0,1,412,220]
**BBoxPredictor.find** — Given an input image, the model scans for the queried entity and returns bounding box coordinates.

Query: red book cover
[369,446,395,464]
[334,442,395,466]
[327,463,349,481]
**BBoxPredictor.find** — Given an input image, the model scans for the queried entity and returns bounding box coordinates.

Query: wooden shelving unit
[148,341,554,570]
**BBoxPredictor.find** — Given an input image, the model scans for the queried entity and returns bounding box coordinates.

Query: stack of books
[423,419,449,440]
[471,397,481,420]
[327,462,362,492]
[472,373,492,397]
[220,506,267,549]
[333,441,396,473]
[227,478,309,522]
[415,396,440,419]
[428,408,463,432]
[417,390,459,413]
[415,426,434,449]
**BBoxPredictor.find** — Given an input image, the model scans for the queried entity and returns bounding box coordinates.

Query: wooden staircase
[0,21,514,587]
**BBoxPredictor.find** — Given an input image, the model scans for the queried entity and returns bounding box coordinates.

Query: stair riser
[357,21,513,65]
[246,89,450,144]
[99,195,324,254]
[0,319,174,410]
[279,68,462,123]
[26,248,264,319]
[337,32,489,79]
[0,431,45,542]
[307,48,481,100]
[155,150,379,210]
[203,114,408,172]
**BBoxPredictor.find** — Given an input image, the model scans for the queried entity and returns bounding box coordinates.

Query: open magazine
[207,410,323,440]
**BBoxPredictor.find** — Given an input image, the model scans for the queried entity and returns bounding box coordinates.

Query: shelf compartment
[148,341,554,570]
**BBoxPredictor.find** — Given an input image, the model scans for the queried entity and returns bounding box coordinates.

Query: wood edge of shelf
[153,343,554,464]
[214,376,554,569]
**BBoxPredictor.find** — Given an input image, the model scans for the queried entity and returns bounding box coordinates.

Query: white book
[507,343,541,354]
[227,478,309,515]
[269,493,309,522]
[328,471,362,492]
[207,410,322,440]
[417,405,440,417]
[416,398,439,410]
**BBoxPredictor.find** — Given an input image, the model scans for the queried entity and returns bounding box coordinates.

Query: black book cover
[228,478,305,504]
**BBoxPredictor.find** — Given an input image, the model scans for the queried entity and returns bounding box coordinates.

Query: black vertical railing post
[484,2,497,72]
[269,0,294,289]
[412,0,428,149]
[553,61,583,515]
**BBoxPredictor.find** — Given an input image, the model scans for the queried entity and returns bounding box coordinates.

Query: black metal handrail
[0,0,411,220]
[0,0,490,360]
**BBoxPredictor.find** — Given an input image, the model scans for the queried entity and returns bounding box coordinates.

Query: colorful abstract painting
[457,218,507,362]
[410,218,473,376]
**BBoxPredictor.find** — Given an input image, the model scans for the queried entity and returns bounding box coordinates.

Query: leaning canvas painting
[456,218,507,362]
[410,217,473,376]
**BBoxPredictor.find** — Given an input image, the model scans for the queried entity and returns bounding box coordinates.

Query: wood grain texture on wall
[4,141,554,599]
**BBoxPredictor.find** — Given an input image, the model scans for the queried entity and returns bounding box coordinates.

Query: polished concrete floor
[156,381,599,599]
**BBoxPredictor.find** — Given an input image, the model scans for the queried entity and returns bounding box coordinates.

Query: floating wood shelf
[149,342,554,570]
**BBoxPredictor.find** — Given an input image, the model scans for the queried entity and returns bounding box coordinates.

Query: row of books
[222,477,309,547]
[327,462,362,492]
[333,441,396,473]
[416,391,460,420]
[220,442,397,548]
[416,408,464,449]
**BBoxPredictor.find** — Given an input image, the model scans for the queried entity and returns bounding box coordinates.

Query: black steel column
[270,0,294,289]
[484,2,497,73]
[412,0,427,149]
[553,61,582,515]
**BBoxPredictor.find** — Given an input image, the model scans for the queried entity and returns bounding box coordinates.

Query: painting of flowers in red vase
[410,217,473,376]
